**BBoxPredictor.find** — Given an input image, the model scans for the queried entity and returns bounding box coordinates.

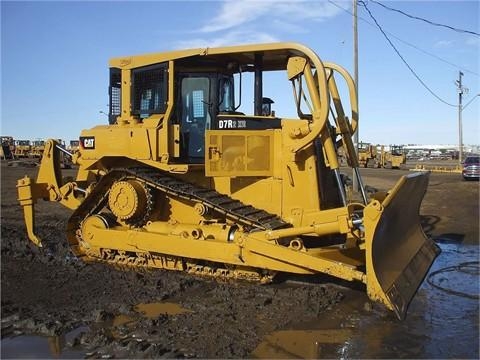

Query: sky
[1,0,479,146]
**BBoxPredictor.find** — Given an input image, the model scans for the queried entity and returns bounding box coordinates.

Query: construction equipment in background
[357,143,406,169]
[1,136,15,160]
[54,139,72,169]
[378,145,406,169]
[67,140,80,154]
[30,140,46,159]
[16,42,439,319]
[13,140,32,158]
[357,142,380,168]
[412,163,462,174]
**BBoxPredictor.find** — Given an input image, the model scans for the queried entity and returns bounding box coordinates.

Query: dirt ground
[1,161,478,358]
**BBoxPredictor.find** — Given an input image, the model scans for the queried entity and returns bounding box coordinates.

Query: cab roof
[109,42,318,71]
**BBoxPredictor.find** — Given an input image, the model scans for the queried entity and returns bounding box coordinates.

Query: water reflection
[252,329,354,358]
[47,335,64,357]
[1,326,87,359]
[1,301,192,359]
[253,243,479,359]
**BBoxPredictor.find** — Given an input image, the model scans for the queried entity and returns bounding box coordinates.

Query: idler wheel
[81,214,116,242]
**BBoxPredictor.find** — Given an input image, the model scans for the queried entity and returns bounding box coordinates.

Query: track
[66,167,291,281]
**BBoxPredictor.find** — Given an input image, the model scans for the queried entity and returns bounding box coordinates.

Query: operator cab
[176,73,235,162]
[107,51,282,165]
[175,73,278,163]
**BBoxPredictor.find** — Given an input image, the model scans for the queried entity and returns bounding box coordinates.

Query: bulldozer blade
[364,172,440,319]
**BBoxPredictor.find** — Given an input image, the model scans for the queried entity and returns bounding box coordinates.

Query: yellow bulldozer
[17,43,439,319]
[1,136,15,160]
[67,140,80,154]
[13,139,32,158]
[379,144,407,169]
[30,140,46,158]
[357,142,380,168]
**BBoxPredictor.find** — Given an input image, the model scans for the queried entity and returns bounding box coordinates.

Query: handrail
[324,62,359,135]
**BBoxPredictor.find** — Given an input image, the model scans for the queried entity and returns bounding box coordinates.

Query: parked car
[462,155,480,180]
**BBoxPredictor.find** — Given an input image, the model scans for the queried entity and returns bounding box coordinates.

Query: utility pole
[456,71,464,165]
[353,0,359,192]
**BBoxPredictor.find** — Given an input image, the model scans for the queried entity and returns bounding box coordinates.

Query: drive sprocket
[108,179,153,227]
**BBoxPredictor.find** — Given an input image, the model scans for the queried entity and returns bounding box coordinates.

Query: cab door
[178,76,211,162]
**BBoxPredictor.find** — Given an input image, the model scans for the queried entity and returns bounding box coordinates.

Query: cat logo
[80,136,95,149]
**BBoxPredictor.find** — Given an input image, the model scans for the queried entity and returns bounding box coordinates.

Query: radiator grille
[207,131,273,177]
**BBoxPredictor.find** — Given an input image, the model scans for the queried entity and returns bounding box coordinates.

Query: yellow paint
[16,42,438,318]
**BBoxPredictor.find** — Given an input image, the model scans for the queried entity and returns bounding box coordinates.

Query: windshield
[465,156,479,165]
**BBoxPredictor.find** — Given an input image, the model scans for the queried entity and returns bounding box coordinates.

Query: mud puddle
[253,242,479,359]
[1,301,192,359]
[1,326,88,359]
[135,301,192,317]
[96,302,193,329]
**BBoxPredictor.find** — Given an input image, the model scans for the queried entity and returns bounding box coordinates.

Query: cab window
[179,76,211,160]
[132,63,168,119]
[218,77,235,113]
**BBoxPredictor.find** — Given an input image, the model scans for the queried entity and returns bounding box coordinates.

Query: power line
[369,0,480,37]
[327,0,478,76]
[358,0,457,107]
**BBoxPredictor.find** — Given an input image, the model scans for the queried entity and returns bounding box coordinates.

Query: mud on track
[1,162,479,358]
